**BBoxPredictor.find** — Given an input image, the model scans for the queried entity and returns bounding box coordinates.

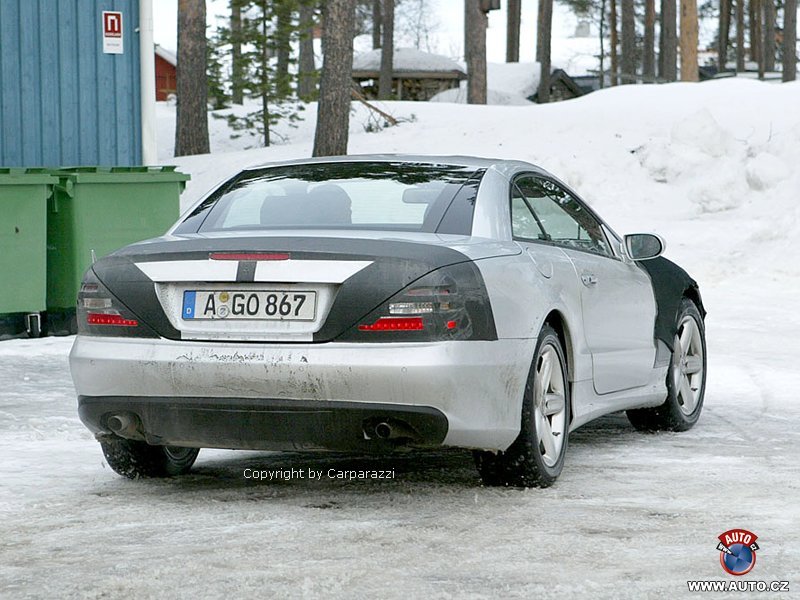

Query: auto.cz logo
[685,529,790,593]
[717,528,759,576]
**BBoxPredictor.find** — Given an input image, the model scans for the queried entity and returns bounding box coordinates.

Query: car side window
[510,184,548,241]
[515,176,611,257]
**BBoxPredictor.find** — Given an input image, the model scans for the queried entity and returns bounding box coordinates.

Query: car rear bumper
[70,336,535,451]
[78,396,449,452]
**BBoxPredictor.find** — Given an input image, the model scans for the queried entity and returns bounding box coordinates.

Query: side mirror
[624,233,665,261]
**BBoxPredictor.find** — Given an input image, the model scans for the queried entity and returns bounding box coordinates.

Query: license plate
[182,290,317,321]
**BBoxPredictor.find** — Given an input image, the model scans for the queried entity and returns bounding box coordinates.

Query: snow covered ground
[3,80,800,597]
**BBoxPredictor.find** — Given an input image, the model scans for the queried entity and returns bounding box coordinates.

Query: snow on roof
[352,47,465,75]
[429,62,551,105]
[155,45,177,66]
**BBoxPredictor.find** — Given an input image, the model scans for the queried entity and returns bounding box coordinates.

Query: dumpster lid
[53,166,190,184]
[0,168,58,185]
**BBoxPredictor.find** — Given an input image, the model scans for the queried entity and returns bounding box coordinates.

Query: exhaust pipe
[374,422,393,440]
[106,413,142,439]
[370,419,418,441]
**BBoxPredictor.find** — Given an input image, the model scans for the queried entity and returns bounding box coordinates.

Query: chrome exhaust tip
[105,413,143,439]
[365,419,418,441]
[374,422,393,440]
[107,414,130,433]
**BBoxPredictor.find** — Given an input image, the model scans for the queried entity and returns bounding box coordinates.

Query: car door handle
[581,273,598,286]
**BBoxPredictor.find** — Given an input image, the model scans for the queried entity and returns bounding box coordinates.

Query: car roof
[240,154,551,179]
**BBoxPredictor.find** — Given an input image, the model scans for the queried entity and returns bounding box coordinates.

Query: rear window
[175,162,484,235]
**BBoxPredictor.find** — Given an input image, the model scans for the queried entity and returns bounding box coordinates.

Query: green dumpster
[0,168,57,335]
[47,166,190,316]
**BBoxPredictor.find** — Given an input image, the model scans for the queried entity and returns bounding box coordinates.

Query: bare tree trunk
[378,0,394,99]
[372,0,382,49]
[260,7,271,147]
[764,0,775,71]
[231,0,244,105]
[313,0,356,157]
[621,0,636,83]
[749,0,759,62]
[506,0,521,62]
[784,0,798,81]
[298,0,317,100]
[610,0,619,84]
[659,0,665,76]
[755,0,765,77]
[536,0,544,61]
[736,0,746,70]
[175,0,209,156]
[643,0,656,80]
[538,0,553,102]
[600,0,607,87]
[719,0,730,70]
[662,0,678,80]
[680,0,699,80]
[465,0,488,104]
[275,0,293,99]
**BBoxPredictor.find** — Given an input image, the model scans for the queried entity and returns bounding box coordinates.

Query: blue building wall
[0,0,142,167]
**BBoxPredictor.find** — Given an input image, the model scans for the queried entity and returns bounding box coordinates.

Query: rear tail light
[345,262,497,342]
[210,252,290,261]
[77,270,156,338]
[358,317,425,331]
[86,313,139,327]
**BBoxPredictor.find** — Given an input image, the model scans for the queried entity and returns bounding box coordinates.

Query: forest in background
[172,0,798,157]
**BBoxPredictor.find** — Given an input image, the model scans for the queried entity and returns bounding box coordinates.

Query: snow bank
[428,84,532,106]
[430,62,540,105]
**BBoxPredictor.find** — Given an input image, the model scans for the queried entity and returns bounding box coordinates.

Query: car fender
[637,257,706,351]
[472,249,590,382]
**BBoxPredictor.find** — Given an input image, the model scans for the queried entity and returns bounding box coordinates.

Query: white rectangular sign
[102,11,123,54]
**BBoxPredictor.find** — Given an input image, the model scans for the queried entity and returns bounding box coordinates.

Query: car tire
[475,324,570,488]
[99,435,200,479]
[627,298,706,432]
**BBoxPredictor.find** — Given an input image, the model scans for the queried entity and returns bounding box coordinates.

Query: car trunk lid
[92,233,519,342]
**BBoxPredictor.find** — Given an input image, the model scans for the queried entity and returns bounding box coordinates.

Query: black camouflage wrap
[91,236,497,342]
[638,257,706,350]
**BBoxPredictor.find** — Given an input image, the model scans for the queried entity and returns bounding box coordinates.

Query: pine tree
[620,0,636,83]
[175,0,210,156]
[298,0,318,100]
[507,0,521,62]
[755,0,764,77]
[679,0,699,81]
[764,0,775,71]
[610,0,619,84]
[379,0,395,99]
[784,0,797,81]
[372,0,382,48]
[274,0,296,99]
[207,30,229,110]
[465,0,488,104]
[749,0,759,63]
[736,0,745,70]
[223,1,303,148]
[719,0,731,70]
[313,0,356,156]
[231,0,245,105]
[538,0,554,101]
[661,0,678,80]
[643,0,656,80]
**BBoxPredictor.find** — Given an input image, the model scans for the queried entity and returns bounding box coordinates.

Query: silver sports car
[70,156,707,487]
